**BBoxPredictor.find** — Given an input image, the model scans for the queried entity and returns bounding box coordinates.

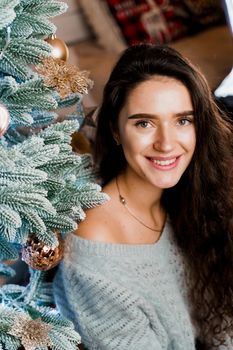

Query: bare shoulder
[74,180,120,242]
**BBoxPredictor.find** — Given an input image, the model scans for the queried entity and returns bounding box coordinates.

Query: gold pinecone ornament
[21,232,63,270]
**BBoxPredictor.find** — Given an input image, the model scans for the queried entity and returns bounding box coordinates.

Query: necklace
[115,177,162,232]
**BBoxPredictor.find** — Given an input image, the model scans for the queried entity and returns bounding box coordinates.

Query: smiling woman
[116,77,196,190]
[54,44,233,350]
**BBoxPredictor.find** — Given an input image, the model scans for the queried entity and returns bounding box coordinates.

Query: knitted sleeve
[54,256,167,350]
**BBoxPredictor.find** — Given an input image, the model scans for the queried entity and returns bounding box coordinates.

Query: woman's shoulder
[74,179,121,242]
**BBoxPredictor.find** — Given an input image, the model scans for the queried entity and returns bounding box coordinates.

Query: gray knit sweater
[53,221,230,349]
[54,220,197,349]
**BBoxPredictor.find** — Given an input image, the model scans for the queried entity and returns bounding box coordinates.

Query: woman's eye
[177,118,192,126]
[135,120,150,128]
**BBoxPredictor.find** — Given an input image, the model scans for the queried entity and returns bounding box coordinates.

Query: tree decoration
[21,231,64,271]
[71,131,92,154]
[8,314,52,350]
[0,103,10,136]
[36,56,93,98]
[0,0,108,349]
[46,35,69,61]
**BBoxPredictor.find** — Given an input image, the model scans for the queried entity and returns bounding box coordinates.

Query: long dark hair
[94,44,233,347]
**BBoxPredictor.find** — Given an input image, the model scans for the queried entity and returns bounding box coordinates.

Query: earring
[115,138,120,146]
[113,135,120,146]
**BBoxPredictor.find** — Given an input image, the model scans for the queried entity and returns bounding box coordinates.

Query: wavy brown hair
[94,44,233,347]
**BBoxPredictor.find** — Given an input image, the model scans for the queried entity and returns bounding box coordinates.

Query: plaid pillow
[104,0,187,45]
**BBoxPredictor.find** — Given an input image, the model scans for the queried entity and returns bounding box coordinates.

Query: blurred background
[51,0,233,113]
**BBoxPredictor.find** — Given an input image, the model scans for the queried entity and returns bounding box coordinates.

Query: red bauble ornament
[0,104,10,137]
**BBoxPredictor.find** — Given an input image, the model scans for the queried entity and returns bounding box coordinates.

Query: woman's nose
[153,125,174,152]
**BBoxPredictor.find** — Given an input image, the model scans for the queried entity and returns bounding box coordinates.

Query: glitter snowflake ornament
[36,56,93,97]
[8,314,52,350]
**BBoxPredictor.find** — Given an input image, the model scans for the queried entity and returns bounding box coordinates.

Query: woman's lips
[147,156,180,170]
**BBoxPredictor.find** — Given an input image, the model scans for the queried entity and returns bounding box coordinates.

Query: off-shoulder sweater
[53,220,229,349]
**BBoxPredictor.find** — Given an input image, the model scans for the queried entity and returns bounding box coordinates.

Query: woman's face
[116,76,196,189]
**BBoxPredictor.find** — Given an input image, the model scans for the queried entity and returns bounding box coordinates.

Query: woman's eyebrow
[176,111,194,117]
[128,111,194,119]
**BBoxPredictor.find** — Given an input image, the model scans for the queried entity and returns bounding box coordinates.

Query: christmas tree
[0,1,107,349]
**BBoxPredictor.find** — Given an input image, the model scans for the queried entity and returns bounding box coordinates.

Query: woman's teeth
[151,158,176,166]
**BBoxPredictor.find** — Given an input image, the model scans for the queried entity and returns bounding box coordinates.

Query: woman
[54,44,233,349]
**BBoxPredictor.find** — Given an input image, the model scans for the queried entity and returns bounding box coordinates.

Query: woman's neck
[119,170,163,211]
[116,171,166,233]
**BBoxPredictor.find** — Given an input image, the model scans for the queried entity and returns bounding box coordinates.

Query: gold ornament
[71,131,91,154]
[21,231,63,270]
[8,314,52,350]
[36,56,93,98]
[46,35,69,61]
[0,104,10,137]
